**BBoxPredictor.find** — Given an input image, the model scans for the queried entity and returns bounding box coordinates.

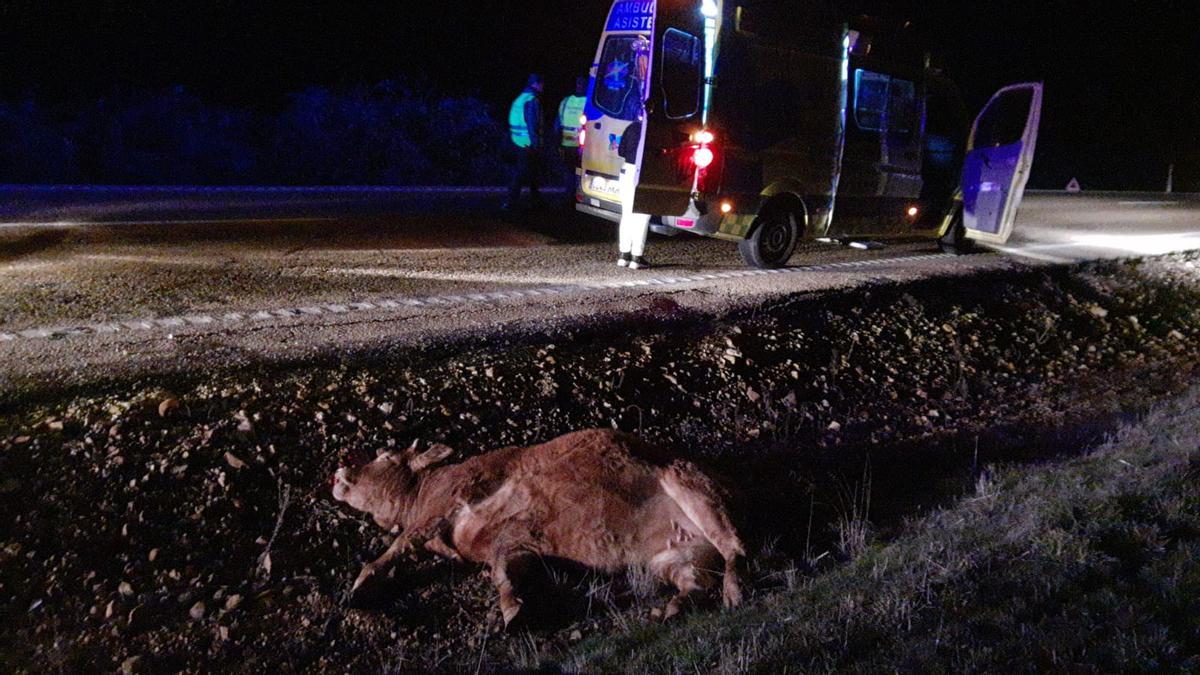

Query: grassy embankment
[565,391,1200,673]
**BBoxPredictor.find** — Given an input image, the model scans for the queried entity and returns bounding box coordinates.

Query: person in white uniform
[616,119,652,270]
[612,35,653,270]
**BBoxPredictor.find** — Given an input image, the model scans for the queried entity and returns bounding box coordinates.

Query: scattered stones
[158,398,180,418]
[189,601,206,621]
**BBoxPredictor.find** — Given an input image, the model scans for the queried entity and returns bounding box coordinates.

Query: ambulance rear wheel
[740,212,799,269]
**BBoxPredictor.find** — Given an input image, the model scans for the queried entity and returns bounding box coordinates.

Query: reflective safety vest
[558,95,588,148]
[509,91,536,149]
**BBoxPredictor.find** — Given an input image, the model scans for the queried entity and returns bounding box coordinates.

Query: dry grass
[833,462,873,560]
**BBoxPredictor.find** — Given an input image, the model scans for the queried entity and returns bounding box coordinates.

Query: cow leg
[490,551,536,628]
[649,547,716,621]
[424,535,463,562]
[659,462,747,608]
[352,535,413,594]
[660,557,711,621]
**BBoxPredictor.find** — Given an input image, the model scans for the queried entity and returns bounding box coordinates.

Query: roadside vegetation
[0,82,517,186]
[565,389,1200,673]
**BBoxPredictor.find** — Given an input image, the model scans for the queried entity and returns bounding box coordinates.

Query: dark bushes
[0,99,81,183]
[0,82,513,186]
[89,87,258,185]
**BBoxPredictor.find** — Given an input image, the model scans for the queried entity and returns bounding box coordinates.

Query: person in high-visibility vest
[504,74,545,213]
[555,76,589,207]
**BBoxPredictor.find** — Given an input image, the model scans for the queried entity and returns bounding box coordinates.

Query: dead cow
[331,429,746,625]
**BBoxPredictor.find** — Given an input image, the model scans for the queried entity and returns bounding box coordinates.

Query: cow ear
[384,439,420,462]
[408,443,454,472]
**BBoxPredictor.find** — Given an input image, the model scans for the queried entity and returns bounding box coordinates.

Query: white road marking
[0,217,337,230]
[0,252,960,344]
[294,268,577,284]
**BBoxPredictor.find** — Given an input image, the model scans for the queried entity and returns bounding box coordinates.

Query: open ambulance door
[961,82,1043,246]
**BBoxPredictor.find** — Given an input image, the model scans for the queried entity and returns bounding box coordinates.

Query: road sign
[1066,178,1082,193]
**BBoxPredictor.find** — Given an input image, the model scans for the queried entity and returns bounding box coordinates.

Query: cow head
[331,441,456,529]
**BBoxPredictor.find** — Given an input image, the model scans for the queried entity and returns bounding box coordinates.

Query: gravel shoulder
[0,224,1002,399]
[2,252,1199,672]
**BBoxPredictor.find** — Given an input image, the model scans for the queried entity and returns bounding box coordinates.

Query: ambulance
[576,0,1043,268]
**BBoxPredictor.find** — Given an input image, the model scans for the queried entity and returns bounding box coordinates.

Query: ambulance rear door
[580,1,657,215]
[632,3,709,218]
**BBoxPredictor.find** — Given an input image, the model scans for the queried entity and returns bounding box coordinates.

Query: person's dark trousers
[560,147,581,209]
[507,148,542,210]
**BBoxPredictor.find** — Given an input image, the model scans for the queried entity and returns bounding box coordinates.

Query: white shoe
[618,253,631,268]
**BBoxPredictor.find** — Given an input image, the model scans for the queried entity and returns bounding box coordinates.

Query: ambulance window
[661,29,702,120]
[973,88,1033,148]
[854,70,917,135]
[595,36,651,122]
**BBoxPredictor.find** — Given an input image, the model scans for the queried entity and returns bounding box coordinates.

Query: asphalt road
[1005,191,1200,262]
[1,187,1197,393]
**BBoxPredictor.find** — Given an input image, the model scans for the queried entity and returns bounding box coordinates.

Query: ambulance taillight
[691,130,716,169]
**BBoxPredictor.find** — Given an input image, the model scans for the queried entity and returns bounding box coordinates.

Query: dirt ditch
[2,252,1200,672]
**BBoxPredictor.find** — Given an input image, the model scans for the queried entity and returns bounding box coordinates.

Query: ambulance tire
[939,208,976,255]
[740,211,800,269]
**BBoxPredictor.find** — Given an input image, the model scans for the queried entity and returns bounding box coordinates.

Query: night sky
[2,1,1197,190]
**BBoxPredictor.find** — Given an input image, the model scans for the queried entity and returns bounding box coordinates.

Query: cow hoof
[662,601,682,622]
[502,609,525,632]
[351,563,380,596]
[501,599,525,631]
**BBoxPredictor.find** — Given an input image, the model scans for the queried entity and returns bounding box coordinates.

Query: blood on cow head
[331,441,456,529]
